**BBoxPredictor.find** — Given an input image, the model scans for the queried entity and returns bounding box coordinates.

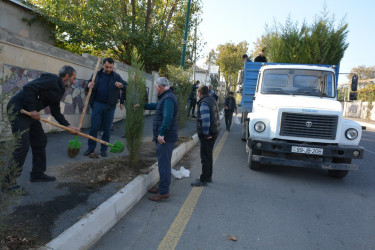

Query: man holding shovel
[84,58,127,157]
[5,65,79,191]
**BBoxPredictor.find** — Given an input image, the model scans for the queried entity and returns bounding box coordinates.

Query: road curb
[42,134,199,250]
[358,121,375,131]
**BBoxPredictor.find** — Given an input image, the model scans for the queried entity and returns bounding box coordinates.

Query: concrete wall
[342,101,375,121]
[0,27,158,133]
[0,0,54,45]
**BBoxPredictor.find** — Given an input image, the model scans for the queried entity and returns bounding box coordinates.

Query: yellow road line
[158,131,229,250]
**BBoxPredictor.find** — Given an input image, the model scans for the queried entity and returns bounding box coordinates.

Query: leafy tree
[358,84,375,102]
[251,34,268,59]
[161,65,192,129]
[258,7,348,65]
[211,41,249,92]
[26,0,203,73]
[124,49,146,167]
[347,65,375,88]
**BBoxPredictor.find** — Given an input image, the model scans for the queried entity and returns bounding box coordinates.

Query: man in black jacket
[6,65,79,189]
[209,84,219,101]
[254,49,267,62]
[224,92,238,131]
[188,80,200,118]
[191,86,220,187]
[84,58,127,157]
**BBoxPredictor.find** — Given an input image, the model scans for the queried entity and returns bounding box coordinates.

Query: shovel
[21,110,125,156]
[68,57,101,158]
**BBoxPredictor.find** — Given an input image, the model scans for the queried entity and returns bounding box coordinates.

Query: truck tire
[328,158,351,179]
[245,119,250,139]
[248,148,261,170]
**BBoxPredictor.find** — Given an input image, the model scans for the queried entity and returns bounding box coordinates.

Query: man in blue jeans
[84,58,127,157]
[142,77,178,202]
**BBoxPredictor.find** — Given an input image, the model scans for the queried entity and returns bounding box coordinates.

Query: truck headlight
[345,128,358,140]
[254,121,266,133]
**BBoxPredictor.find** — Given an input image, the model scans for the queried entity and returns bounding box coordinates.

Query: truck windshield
[261,69,335,98]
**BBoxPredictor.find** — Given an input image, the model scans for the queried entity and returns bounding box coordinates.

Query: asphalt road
[92,122,375,250]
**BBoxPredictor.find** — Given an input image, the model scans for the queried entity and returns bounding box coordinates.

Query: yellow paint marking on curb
[158,131,229,250]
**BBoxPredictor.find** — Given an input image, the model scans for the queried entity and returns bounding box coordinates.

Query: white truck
[242,63,364,178]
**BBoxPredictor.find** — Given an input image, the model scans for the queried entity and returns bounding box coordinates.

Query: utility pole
[193,19,197,82]
[206,52,212,86]
[180,0,191,68]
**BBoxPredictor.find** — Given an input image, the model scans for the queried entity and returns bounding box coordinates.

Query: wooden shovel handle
[78,57,102,130]
[21,109,109,146]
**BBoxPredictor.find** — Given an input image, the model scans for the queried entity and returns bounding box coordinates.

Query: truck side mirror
[351,74,358,92]
[349,92,358,101]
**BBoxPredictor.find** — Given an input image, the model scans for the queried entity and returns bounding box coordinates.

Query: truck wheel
[328,158,351,179]
[248,148,261,170]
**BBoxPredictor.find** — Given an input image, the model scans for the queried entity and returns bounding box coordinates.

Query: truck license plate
[291,146,323,155]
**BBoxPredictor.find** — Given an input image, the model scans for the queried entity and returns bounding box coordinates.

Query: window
[263,74,288,87]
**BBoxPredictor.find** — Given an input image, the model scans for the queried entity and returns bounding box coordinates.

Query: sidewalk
[345,116,375,131]
[4,115,198,248]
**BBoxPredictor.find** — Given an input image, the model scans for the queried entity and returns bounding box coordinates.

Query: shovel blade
[68,136,82,158]
[109,140,124,153]
[68,136,82,149]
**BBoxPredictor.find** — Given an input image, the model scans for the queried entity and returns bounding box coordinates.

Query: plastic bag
[171,166,190,179]
[233,114,240,125]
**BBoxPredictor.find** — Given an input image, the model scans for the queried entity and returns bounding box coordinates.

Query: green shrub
[0,69,23,234]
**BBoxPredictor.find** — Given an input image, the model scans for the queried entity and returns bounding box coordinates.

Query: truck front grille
[280,112,338,140]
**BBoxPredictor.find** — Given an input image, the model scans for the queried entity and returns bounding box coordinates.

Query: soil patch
[1,183,98,249]
[61,156,155,187]
[1,154,155,249]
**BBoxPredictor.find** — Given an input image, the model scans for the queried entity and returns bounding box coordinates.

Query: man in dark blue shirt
[84,58,127,157]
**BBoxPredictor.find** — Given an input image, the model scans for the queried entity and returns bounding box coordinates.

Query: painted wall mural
[2,64,89,115]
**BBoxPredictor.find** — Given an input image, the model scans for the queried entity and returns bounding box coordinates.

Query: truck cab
[243,63,364,178]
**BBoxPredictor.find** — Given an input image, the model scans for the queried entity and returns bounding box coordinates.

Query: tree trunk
[131,0,136,33]
[161,0,179,41]
[145,0,152,31]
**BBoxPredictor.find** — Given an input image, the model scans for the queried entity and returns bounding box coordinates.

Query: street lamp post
[180,0,191,68]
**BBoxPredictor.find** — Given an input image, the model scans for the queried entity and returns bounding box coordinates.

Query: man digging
[4,66,79,192]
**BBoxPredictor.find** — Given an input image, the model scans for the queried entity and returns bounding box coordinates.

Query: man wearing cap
[143,77,178,201]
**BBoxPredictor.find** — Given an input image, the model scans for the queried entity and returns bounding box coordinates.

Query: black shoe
[207,177,212,183]
[84,149,94,156]
[192,115,197,118]
[101,151,108,157]
[30,174,56,182]
[191,179,207,187]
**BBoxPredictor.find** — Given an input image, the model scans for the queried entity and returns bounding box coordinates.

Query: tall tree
[211,41,249,91]
[26,0,203,73]
[124,48,146,167]
[255,7,349,65]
